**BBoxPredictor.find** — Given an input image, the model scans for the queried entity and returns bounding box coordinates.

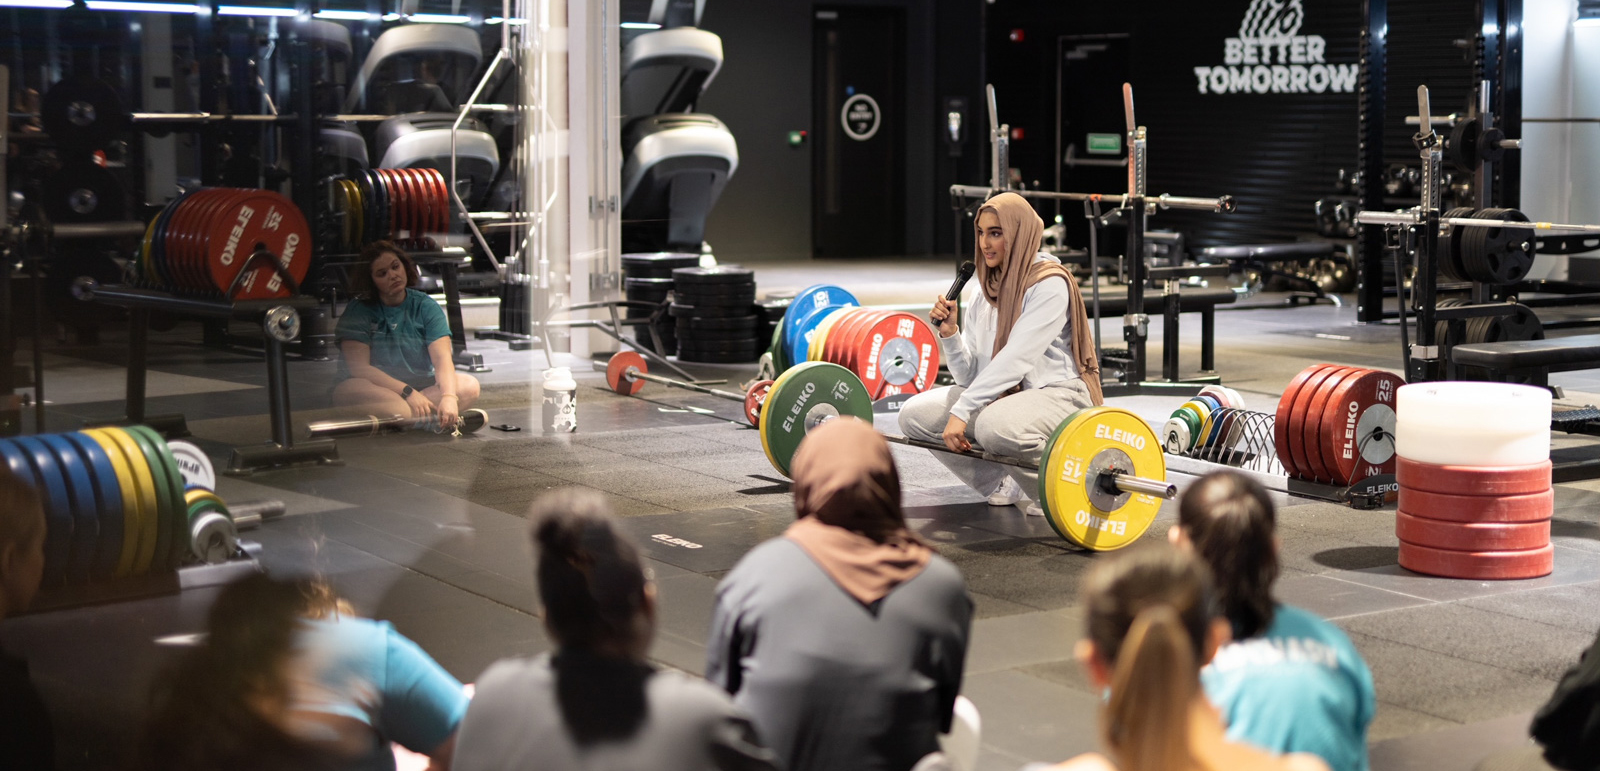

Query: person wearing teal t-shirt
[333,241,479,428]
[1170,472,1376,771]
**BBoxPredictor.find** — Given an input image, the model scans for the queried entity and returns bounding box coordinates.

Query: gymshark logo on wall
[1191,0,1358,95]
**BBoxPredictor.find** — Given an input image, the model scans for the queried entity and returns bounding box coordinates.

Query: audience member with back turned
[332,240,480,430]
[452,488,778,771]
[136,573,467,771]
[707,417,975,771]
[1042,546,1329,771]
[1170,471,1375,771]
[0,467,54,771]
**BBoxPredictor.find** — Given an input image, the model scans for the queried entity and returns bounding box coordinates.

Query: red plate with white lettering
[822,308,864,368]
[1317,368,1404,485]
[204,190,312,300]
[399,169,421,235]
[1396,457,1552,496]
[836,309,885,374]
[1396,511,1550,552]
[165,190,210,291]
[744,379,773,426]
[854,311,941,399]
[1396,487,1554,523]
[1398,540,1553,580]
[1301,366,1363,482]
[1275,364,1338,479]
[1286,365,1351,481]
[189,189,250,292]
[413,168,438,233]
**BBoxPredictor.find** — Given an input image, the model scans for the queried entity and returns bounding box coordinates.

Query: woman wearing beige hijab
[898,192,1103,516]
[707,418,973,771]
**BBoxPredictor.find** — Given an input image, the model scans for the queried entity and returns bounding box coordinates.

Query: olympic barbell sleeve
[1417,86,1433,137]
[872,432,1177,500]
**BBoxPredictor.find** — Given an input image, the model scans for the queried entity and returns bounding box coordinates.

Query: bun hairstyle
[351,240,420,300]
[529,488,652,655]
[1177,471,1279,639]
[1082,547,1217,771]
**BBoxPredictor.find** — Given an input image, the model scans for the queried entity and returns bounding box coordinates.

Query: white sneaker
[1021,499,1045,517]
[986,478,1023,506]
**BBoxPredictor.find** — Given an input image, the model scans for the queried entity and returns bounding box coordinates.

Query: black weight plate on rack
[625,276,675,289]
[41,77,125,151]
[677,327,761,344]
[1475,208,1535,285]
[672,292,758,308]
[672,266,755,285]
[1487,303,1545,342]
[43,161,127,223]
[1437,207,1475,281]
[677,341,762,356]
[673,279,756,296]
[678,314,759,332]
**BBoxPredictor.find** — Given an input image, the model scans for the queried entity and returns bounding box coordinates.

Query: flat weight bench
[1199,242,1342,307]
[1085,285,1238,374]
[1449,334,1600,387]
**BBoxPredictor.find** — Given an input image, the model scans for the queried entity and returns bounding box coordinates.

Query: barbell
[307,408,488,439]
[604,350,1174,551]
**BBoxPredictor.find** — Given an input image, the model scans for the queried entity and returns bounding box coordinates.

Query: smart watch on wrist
[400,385,415,399]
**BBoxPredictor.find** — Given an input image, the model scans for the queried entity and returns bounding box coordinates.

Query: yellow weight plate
[140,212,159,281]
[1040,406,1166,551]
[80,430,140,577]
[808,309,845,363]
[347,179,365,247]
[86,428,159,575]
[757,364,801,474]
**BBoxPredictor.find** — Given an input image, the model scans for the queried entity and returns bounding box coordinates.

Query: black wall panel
[1382,2,1478,168]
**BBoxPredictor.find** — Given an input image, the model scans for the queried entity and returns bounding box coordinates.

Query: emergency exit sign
[1086,133,1122,154]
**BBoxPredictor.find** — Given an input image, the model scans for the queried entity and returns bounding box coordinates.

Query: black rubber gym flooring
[8,265,1600,771]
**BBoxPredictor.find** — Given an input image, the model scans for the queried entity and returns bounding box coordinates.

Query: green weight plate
[111,427,174,573]
[769,320,789,375]
[125,425,188,571]
[758,362,874,478]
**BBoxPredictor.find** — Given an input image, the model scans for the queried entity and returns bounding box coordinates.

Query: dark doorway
[1054,34,1130,247]
[813,6,905,257]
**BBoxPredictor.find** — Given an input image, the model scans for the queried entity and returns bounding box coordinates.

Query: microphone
[933,261,977,325]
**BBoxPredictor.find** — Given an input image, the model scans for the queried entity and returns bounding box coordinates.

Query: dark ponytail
[528,488,655,745]
[1177,471,1279,639]
[1083,547,1217,771]
[531,488,652,655]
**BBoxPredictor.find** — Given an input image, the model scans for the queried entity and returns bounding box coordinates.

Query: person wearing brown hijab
[707,418,974,771]
[898,191,1103,516]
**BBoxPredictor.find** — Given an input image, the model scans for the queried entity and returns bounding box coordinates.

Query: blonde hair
[1083,547,1216,771]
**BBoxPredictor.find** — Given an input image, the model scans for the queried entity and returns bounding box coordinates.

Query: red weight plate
[408,169,434,234]
[398,169,420,236]
[1398,540,1554,580]
[427,168,448,232]
[857,312,942,398]
[415,168,439,233]
[1396,457,1552,496]
[606,351,648,395]
[830,309,876,370]
[1302,366,1362,482]
[1274,364,1337,479]
[1396,487,1554,523]
[822,308,861,366]
[1396,511,1550,552]
[164,190,210,290]
[204,191,312,300]
[744,379,773,426]
[1320,368,1404,486]
[379,170,404,235]
[1286,366,1351,480]
[846,310,890,376]
[188,189,249,292]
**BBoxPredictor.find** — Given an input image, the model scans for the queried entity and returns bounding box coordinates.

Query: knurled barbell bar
[307,408,489,439]
[605,351,1175,551]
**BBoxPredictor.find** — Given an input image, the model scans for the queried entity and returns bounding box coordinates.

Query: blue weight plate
[1192,394,1223,445]
[0,439,72,588]
[780,285,859,364]
[0,440,66,586]
[14,436,93,585]
[63,432,124,581]
[787,303,853,369]
[40,435,110,581]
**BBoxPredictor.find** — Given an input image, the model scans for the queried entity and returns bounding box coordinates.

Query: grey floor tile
[1335,545,1600,602]
[1348,632,1557,723]
[1366,701,1461,743]
[960,669,1101,767]
[1368,711,1537,771]
[1460,581,1600,633]
[652,572,722,647]
[965,609,1082,675]
[611,507,791,574]
[940,540,1094,613]
[1275,574,1433,620]
[1341,603,1593,681]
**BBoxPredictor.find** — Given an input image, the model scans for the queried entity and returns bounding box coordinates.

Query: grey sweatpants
[897,379,1095,500]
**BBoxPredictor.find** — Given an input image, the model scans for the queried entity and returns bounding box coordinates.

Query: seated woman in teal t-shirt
[1170,471,1376,771]
[333,241,480,428]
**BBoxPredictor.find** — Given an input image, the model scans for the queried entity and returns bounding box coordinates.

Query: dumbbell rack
[1358,85,1600,384]
[950,83,1236,397]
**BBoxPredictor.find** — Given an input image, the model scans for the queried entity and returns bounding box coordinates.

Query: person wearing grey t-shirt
[452,490,777,771]
[899,192,1104,516]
